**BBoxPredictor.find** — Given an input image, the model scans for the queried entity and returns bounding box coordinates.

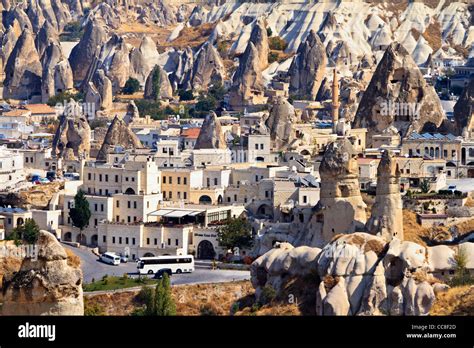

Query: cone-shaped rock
[194,111,227,150]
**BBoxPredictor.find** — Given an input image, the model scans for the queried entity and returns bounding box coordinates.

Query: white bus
[137,255,195,275]
[100,252,121,265]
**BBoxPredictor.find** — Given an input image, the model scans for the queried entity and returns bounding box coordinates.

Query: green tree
[9,219,40,244]
[69,190,91,244]
[208,83,226,102]
[178,89,194,101]
[122,77,141,94]
[150,66,162,102]
[266,27,273,37]
[217,217,253,250]
[153,273,176,316]
[450,245,473,287]
[420,179,430,194]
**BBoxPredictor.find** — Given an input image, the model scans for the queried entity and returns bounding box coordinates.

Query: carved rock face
[194,111,227,150]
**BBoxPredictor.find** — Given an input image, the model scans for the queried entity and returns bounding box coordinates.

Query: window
[169,191,172,199]
[214,178,218,186]
[227,197,231,202]
[115,175,119,182]
[127,216,131,223]
[163,176,166,184]
[105,175,108,182]
[133,201,137,209]
[94,203,98,212]
[303,195,307,204]
[207,178,210,187]
[119,237,122,244]
[132,238,135,245]
[125,177,129,182]
[112,237,116,244]
[147,238,150,245]
[88,173,92,180]
[126,237,129,244]
[183,192,187,199]
[175,239,179,246]
[168,238,171,246]
[101,204,104,212]
[116,215,119,222]
[234,194,237,201]
[255,144,259,150]
[260,144,264,150]
[183,177,187,185]
[178,177,181,185]
[154,238,157,245]
[265,191,269,198]
[127,201,131,209]
[116,201,119,208]
[94,219,98,226]
[103,236,106,243]
[99,174,102,182]
[169,177,172,184]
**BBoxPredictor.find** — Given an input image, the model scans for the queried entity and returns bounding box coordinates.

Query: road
[445,179,474,193]
[63,244,250,285]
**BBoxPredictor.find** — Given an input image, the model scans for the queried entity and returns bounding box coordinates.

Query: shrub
[269,36,288,51]
[122,77,141,94]
[268,51,279,64]
[258,285,277,305]
[84,301,106,316]
[449,245,474,287]
[47,91,83,106]
[266,27,273,37]
[199,303,220,316]
[178,89,194,101]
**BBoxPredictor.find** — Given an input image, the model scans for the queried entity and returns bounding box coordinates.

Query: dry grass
[403,210,430,246]
[364,239,386,256]
[160,23,216,50]
[422,21,442,52]
[430,285,474,315]
[85,280,254,316]
[65,248,81,268]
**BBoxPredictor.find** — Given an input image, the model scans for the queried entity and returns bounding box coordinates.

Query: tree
[150,66,162,102]
[8,219,40,244]
[266,27,273,37]
[217,217,253,250]
[450,245,473,287]
[420,179,430,194]
[136,273,176,316]
[178,89,194,101]
[122,77,140,94]
[69,190,91,244]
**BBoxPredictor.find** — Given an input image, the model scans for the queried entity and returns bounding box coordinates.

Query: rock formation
[265,97,297,150]
[169,46,194,91]
[123,100,140,125]
[96,115,143,161]
[252,233,441,316]
[84,69,113,113]
[41,42,74,103]
[102,35,131,93]
[453,76,474,137]
[366,150,403,241]
[194,111,226,150]
[353,43,446,146]
[129,35,160,85]
[230,41,265,108]
[144,65,173,101]
[288,30,327,100]
[185,41,226,92]
[52,101,91,160]
[36,20,59,59]
[3,27,42,100]
[69,19,108,82]
[297,137,366,247]
[0,26,18,78]
[1,231,84,315]
[248,17,269,71]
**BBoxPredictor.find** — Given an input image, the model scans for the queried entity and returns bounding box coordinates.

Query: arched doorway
[197,240,215,260]
[76,234,87,245]
[255,156,264,162]
[91,234,98,247]
[16,217,24,226]
[257,204,273,218]
[125,188,136,195]
[63,232,72,242]
[217,195,223,204]
[199,195,212,204]
[143,252,155,257]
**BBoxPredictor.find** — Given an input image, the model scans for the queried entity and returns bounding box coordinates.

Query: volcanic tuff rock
[144,65,173,101]
[123,100,140,125]
[4,6,33,31]
[129,36,160,85]
[248,17,269,71]
[288,30,327,100]
[26,0,48,33]
[85,2,121,30]
[36,20,59,59]
[84,69,113,113]
[41,42,74,103]
[51,0,72,31]
[0,26,18,77]
[52,101,91,160]
[96,115,143,161]
[353,43,446,146]
[169,46,194,91]
[185,41,226,92]
[251,233,441,316]
[230,42,265,108]
[194,111,226,150]
[1,231,84,315]
[69,19,108,82]
[3,27,42,100]
[265,97,297,150]
[366,150,403,241]
[453,76,474,136]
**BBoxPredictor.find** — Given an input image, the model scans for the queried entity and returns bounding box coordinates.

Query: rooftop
[407,132,459,141]
[181,128,201,139]
[22,104,57,115]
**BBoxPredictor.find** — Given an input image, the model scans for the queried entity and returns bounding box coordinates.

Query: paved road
[63,244,250,285]
[445,179,474,193]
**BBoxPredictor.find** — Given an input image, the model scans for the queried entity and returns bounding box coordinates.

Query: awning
[164,210,192,218]
[149,209,174,216]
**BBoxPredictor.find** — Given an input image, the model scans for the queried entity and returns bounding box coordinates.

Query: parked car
[99,252,120,266]
[120,254,129,263]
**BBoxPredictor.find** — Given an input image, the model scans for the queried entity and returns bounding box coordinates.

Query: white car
[100,252,121,266]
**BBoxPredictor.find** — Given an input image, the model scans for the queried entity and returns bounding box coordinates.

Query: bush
[84,301,106,316]
[266,27,273,37]
[135,274,176,316]
[449,245,474,287]
[199,303,220,316]
[268,51,279,64]
[258,285,277,305]
[269,36,288,51]
[122,77,141,94]
[178,89,194,101]
[47,91,83,106]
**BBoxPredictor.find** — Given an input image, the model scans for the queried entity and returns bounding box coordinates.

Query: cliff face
[1,231,84,315]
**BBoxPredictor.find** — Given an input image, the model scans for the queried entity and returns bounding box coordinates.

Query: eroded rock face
[249,17,269,71]
[36,20,59,59]
[52,102,91,160]
[84,69,113,113]
[123,100,139,124]
[265,97,297,150]
[69,19,108,82]
[252,233,440,316]
[1,231,84,315]
[41,42,74,103]
[353,43,446,146]
[129,36,160,85]
[3,27,42,100]
[144,65,173,101]
[288,30,327,100]
[185,41,226,92]
[170,46,193,91]
[366,150,404,241]
[194,111,226,150]
[453,76,474,136]
[96,115,143,161]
